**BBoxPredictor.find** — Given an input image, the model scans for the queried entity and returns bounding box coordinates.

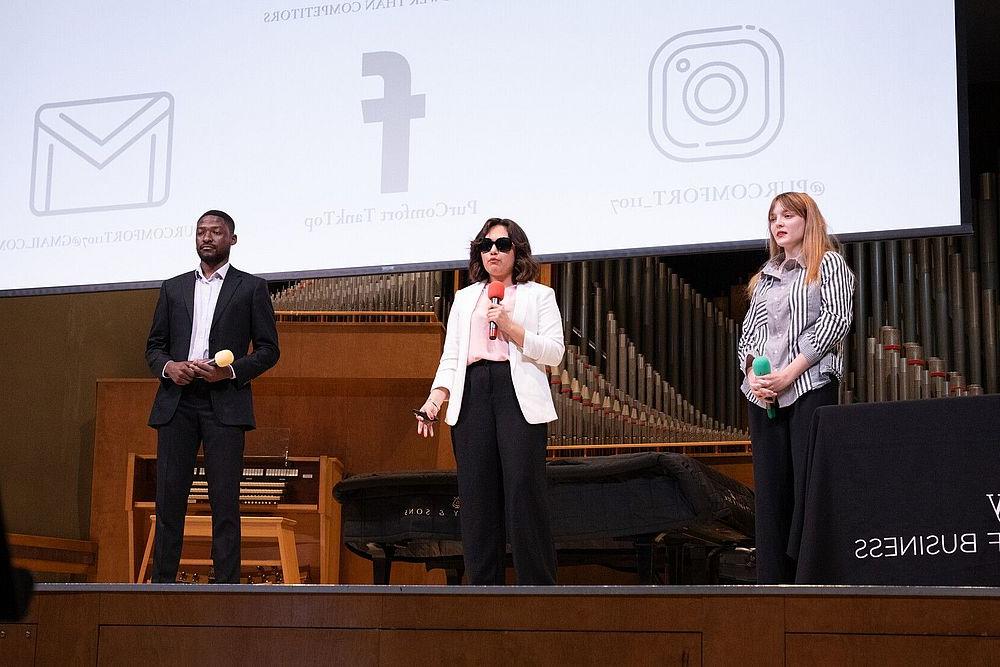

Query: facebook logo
[362,52,425,194]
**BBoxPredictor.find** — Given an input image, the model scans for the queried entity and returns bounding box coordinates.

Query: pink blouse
[467,284,517,364]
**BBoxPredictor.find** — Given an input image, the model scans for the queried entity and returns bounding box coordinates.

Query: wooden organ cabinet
[124,453,342,583]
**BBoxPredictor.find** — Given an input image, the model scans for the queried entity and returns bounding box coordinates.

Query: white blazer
[432,281,565,426]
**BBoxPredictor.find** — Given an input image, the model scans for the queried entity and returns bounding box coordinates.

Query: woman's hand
[486,303,513,335]
[415,389,448,438]
[746,368,773,404]
[486,303,525,346]
[757,353,811,403]
[755,367,796,401]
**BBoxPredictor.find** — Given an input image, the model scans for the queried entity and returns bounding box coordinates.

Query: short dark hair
[468,217,540,284]
[198,209,235,234]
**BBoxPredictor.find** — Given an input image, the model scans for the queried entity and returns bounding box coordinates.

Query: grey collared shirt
[761,255,804,384]
[738,251,854,408]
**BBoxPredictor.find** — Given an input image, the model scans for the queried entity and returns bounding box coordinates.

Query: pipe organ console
[125,454,342,584]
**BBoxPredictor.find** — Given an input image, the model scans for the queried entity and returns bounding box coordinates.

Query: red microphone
[487,281,505,340]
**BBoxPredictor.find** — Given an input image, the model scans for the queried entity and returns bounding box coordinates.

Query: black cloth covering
[792,395,1000,585]
[333,452,754,564]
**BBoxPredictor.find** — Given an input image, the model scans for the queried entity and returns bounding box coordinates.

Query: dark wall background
[966,1,1000,176]
[0,290,158,537]
[1,2,999,541]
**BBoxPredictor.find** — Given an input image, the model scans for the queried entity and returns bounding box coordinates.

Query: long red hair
[746,192,841,297]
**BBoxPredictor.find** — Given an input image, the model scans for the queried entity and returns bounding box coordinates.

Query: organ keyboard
[187,465,307,505]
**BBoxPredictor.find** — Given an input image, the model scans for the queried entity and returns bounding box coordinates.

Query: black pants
[451,360,557,585]
[748,381,838,584]
[152,383,245,583]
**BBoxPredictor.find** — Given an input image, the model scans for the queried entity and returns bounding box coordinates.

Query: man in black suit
[145,210,280,583]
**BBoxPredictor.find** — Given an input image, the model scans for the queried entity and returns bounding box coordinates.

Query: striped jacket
[737,250,855,408]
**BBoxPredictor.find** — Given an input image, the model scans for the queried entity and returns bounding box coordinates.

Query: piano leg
[705,546,726,585]
[666,545,682,584]
[444,561,465,586]
[634,536,655,584]
[371,545,395,585]
[683,545,710,585]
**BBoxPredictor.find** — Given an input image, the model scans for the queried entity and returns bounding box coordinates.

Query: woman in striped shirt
[738,192,855,583]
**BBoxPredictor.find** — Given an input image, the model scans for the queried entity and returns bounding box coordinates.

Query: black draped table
[791,395,1000,585]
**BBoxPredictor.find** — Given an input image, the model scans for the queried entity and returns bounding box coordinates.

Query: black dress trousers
[451,360,557,585]
[152,382,245,583]
[748,381,839,584]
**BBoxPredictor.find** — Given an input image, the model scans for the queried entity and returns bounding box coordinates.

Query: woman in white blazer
[416,218,565,585]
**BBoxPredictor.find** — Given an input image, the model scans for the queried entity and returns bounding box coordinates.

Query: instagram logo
[649,25,784,162]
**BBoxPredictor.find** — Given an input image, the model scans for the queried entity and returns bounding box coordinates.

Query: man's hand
[190,359,234,383]
[164,360,198,386]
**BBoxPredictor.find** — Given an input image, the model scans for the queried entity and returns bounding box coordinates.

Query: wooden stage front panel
[4,585,1000,665]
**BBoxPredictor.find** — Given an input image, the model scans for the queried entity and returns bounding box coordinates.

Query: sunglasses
[478,237,513,253]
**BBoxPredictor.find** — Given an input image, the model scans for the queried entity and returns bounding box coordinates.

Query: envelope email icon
[30,92,174,216]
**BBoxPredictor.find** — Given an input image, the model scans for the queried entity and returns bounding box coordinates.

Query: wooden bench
[136,515,301,584]
[6,533,98,575]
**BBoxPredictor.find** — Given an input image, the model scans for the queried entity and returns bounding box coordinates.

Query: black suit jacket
[145,266,280,428]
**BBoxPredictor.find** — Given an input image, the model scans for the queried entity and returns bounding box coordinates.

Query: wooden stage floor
[5,584,1000,664]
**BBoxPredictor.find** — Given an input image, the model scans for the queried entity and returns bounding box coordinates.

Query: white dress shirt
[188,262,230,361]
[163,262,236,379]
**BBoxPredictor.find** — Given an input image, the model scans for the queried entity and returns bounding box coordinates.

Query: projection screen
[0,0,967,294]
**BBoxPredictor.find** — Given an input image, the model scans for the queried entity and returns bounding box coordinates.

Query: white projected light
[0,1,964,294]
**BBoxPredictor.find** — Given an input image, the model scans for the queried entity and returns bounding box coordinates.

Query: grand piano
[333,452,755,584]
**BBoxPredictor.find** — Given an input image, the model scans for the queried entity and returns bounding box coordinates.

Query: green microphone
[752,356,777,419]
